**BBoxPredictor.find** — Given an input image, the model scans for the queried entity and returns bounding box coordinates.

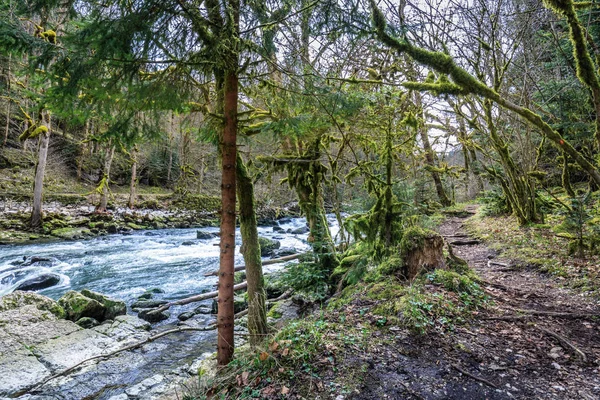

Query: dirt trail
[350,207,600,400]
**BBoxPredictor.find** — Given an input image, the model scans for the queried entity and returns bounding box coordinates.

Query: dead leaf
[282,347,290,356]
[241,371,249,385]
[262,386,276,396]
[281,386,290,395]
[259,351,269,361]
[269,341,280,352]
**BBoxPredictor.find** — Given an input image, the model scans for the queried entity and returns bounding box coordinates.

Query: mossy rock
[80,289,126,320]
[58,290,106,322]
[50,227,91,240]
[172,194,221,213]
[0,291,65,319]
[126,222,146,230]
[258,236,280,257]
[211,296,247,314]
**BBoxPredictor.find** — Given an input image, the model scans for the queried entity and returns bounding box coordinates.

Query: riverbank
[179,208,600,399]
[0,194,299,245]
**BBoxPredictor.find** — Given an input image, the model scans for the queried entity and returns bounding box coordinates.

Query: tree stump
[400,227,446,280]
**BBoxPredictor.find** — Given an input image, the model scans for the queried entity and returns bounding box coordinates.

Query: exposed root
[451,363,498,389]
[536,325,588,363]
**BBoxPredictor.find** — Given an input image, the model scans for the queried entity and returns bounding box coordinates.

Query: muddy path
[348,207,600,400]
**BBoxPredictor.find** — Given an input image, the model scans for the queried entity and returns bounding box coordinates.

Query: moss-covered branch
[369,0,600,186]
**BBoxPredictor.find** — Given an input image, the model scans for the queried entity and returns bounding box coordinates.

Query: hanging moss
[40,30,56,44]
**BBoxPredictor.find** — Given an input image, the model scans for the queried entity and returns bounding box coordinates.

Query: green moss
[126,222,146,230]
[172,194,220,213]
[399,226,436,255]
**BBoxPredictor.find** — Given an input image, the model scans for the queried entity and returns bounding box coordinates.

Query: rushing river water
[0,216,340,305]
[0,215,341,399]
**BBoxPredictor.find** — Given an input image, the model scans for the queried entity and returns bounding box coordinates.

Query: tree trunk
[236,153,267,346]
[97,144,115,212]
[217,65,238,365]
[76,119,89,181]
[129,148,137,209]
[4,54,11,146]
[31,113,50,230]
[167,111,174,183]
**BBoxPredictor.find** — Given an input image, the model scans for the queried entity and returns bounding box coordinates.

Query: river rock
[138,308,170,323]
[197,230,218,240]
[291,226,309,234]
[0,291,65,318]
[267,299,299,328]
[80,289,127,320]
[211,296,247,314]
[131,299,168,310]
[137,292,154,300]
[147,287,165,294]
[58,290,106,322]
[177,311,195,321]
[272,247,297,258]
[15,273,61,292]
[76,316,100,329]
[258,236,281,257]
[20,256,54,266]
[107,223,119,234]
[181,240,195,246]
[50,227,91,240]
[193,306,212,314]
[273,225,285,233]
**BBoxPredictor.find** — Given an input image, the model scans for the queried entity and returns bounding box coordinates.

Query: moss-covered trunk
[97,143,115,213]
[128,148,137,209]
[294,140,338,272]
[236,154,267,346]
[31,113,50,230]
[420,128,451,207]
[484,101,537,224]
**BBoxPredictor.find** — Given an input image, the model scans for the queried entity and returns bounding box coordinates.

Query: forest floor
[248,206,600,400]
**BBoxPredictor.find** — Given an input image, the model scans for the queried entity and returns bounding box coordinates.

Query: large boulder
[0,291,65,318]
[138,308,170,323]
[15,273,61,292]
[58,291,106,322]
[80,289,127,320]
[258,236,280,257]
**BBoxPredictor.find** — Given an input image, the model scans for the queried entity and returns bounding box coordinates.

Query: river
[0,215,341,399]
[0,216,340,305]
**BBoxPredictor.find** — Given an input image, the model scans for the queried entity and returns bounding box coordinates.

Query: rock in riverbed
[58,289,126,322]
[14,273,61,291]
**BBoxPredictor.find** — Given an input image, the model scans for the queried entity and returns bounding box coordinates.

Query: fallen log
[147,282,248,316]
[203,253,303,277]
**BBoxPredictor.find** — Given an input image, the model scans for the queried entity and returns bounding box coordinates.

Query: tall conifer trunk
[217,67,238,365]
